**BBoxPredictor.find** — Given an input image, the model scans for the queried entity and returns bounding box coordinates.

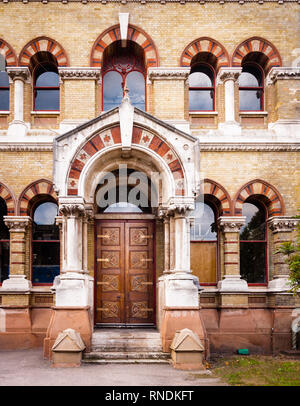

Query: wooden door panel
[96,222,125,324]
[96,220,155,326]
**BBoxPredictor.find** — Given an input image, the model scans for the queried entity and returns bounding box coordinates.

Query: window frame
[189,62,216,112]
[239,200,268,286]
[31,200,60,286]
[32,62,60,112]
[239,62,264,112]
[0,198,9,285]
[0,68,10,112]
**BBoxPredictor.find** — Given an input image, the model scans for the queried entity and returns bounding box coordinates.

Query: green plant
[277,215,300,295]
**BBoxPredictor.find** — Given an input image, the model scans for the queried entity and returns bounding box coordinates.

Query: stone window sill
[239,111,268,117]
[31,111,60,116]
[0,111,10,115]
[189,111,218,116]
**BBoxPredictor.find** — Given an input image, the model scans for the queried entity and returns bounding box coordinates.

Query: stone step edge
[84,351,170,360]
[82,359,171,365]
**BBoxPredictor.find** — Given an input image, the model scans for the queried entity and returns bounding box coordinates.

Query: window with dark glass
[240,201,267,284]
[0,55,9,111]
[33,62,59,111]
[0,199,9,284]
[32,202,60,284]
[190,201,217,284]
[189,64,215,111]
[239,64,264,111]
[102,40,146,111]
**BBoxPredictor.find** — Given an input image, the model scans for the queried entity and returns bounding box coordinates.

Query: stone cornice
[0,143,53,151]
[266,67,300,86]
[3,0,300,3]
[58,67,101,81]
[267,216,299,233]
[199,142,300,151]
[148,68,190,82]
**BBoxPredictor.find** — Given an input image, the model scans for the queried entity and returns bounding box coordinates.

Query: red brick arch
[67,125,185,197]
[233,179,285,217]
[90,24,159,69]
[18,179,58,216]
[232,37,282,74]
[0,182,17,216]
[18,36,69,68]
[180,37,230,71]
[0,39,17,66]
[200,179,232,216]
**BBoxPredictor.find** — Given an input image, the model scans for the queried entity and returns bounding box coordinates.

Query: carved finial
[123,78,130,100]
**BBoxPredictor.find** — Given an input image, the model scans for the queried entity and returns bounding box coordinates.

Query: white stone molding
[119,82,134,151]
[267,216,299,233]
[147,67,190,83]
[10,0,300,3]
[217,216,246,233]
[266,67,300,86]
[6,67,30,84]
[218,275,249,292]
[58,67,101,81]
[119,12,129,45]
[199,143,300,151]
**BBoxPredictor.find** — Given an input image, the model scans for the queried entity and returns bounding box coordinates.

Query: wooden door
[95,219,155,326]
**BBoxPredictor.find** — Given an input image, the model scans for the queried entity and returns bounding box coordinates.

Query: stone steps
[83,328,171,365]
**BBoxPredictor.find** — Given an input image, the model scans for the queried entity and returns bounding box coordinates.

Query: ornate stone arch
[90,24,159,69]
[18,179,58,216]
[0,182,17,216]
[233,179,285,217]
[67,125,185,198]
[180,37,230,71]
[232,37,282,74]
[0,39,17,66]
[200,179,232,216]
[18,36,69,68]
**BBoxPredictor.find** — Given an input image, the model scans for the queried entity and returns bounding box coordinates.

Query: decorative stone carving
[267,216,299,233]
[217,216,246,233]
[58,67,101,81]
[148,67,190,82]
[216,67,242,85]
[266,67,300,86]
[4,216,31,232]
[6,67,30,83]
[59,203,85,217]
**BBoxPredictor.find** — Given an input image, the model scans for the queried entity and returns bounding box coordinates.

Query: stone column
[217,216,248,293]
[267,216,299,291]
[6,67,30,137]
[217,67,242,136]
[159,202,208,357]
[1,216,31,291]
[44,197,93,359]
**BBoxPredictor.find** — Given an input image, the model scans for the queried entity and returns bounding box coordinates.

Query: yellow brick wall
[62,80,96,120]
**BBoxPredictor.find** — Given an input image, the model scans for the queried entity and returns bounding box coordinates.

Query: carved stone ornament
[4,216,31,232]
[59,203,85,217]
[217,216,246,233]
[58,67,101,81]
[6,67,30,83]
[216,68,242,85]
[147,68,190,82]
[267,216,299,233]
[266,67,300,86]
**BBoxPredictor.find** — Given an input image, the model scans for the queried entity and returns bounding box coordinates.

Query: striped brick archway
[180,37,230,70]
[18,179,58,216]
[0,182,17,216]
[90,24,159,69]
[0,38,17,66]
[233,179,285,217]
[18,36,69,68]
[67,125,185,197]
[200,179,232,216]
[232,37,282,73]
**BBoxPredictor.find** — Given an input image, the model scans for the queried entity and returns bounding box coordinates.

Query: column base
[0,275,31,291]
[53,272,93,307]
[164,272,200,308]
[218,275,248,292]
[268,277,291,292]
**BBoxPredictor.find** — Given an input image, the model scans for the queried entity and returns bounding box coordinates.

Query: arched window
[102,40,146,111]
[189,63,215,111]
[32,52,59,111]
[0,55,9,111]
[0,198,9,283]
[32,201,60,284]
[190,200,218,285]
[239,63,264,111]
[240,201,267,284]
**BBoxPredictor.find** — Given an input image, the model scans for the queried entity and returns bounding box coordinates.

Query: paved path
[0,349,227,387]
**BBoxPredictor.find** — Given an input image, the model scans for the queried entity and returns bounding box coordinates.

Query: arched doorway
[94,167,158,327]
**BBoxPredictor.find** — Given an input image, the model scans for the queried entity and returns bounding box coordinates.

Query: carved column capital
[4,216,31,232]
[216,67,242,85]
[166,197,195,217]
[6,67,30,83]
[59,197,86,218]
[217,216,246,233]
[267,216,299,233]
